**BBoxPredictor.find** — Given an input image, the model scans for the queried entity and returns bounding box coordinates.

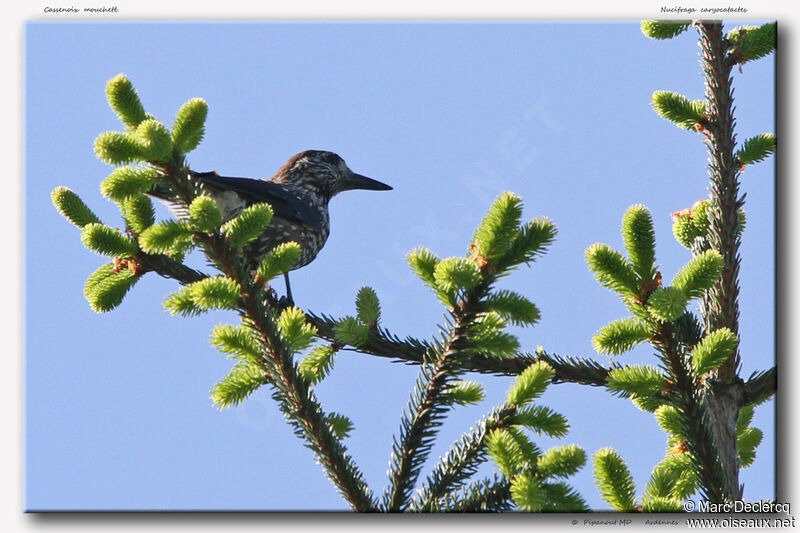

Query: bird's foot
[282,272,295,308]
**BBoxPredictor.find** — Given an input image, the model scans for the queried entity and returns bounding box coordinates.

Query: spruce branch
[647,287,690,322]
[382,287,486,511]
[690,328,738,377]
[84,262,141,313]
[737,427,762,468]
[210,324,263,365]
[540,481,590,512]
[100,166,160,202]
[187,195,223,233]
[652,320,730,502]
[586,197,735,502]
[605,365,666,398]
[695,20,750,499]
[305,310,616,386]
[150,154,378,511]
[645,20,768,503]
[641,20,691,40]
[726,22,777,64]
[696,20,743,380]
[736,405,755,434]
[644,453,698,502]
[654,404,687,441]
[642,496,685,513]
[650,90,707,131]
[128,238,617,388]
[78,82,379,507]
[585,243,640,299]
[443,380,485,406]
[326,413,355,440]
[736,133,776,166]
[622,204,657,281]
[592,318,651,355]
[131,119,173,163]
[510,471,547,511]
[135,251,208,283]
[223,227,369,503]
[494,217,558,272]
[52,186,103,228]
[256,242,302,282]
[104,73,148,129]
[436,475,514,512]
[298,345,338,385]
[333,316,370,347]
[383,194,560,511]
[80,223,139,258]
[240,302,377,511]
[471,191,523,263]
[427,461,585,512]
[410,405,516,512]
[138,219,194,255]
[171,98,208,153]
[537,445,587,480]
[593,447,637,512]
[741,367,776,407]
[210,361,270,409]
[506,361,555,406]
[120,194,156,235]
[671,249,724,300]
[220,203,274,249]
[513,405,569,438]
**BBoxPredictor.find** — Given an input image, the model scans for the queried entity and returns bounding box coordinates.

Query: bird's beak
[340,170,393,192]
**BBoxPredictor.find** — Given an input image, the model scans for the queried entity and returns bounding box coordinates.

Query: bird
[148,150,392,302]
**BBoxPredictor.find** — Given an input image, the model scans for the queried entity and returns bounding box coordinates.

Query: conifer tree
[52,20,775,511]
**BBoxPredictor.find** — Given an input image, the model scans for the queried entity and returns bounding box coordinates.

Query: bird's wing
[191,171,324,232]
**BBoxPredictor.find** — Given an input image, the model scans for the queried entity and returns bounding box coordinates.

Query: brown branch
[309,310,615,383]
[695,20,747,500]
[697,21,743,380]
[137,252,208,283]
[132,249,616,388]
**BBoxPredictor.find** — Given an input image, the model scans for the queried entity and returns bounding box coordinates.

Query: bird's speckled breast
[252,215,331,269]
[209,188,331,270]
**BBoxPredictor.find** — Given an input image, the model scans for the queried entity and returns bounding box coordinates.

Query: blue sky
[25,21,775,511]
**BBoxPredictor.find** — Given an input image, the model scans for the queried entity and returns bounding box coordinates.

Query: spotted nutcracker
[149,150,392,302]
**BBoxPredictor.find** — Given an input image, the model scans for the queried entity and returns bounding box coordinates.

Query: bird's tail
[145,181,191,220]
[146,171,218,220]
[146,182,172,201]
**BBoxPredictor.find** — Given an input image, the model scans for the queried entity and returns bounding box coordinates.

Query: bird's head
[272,150,392,201]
